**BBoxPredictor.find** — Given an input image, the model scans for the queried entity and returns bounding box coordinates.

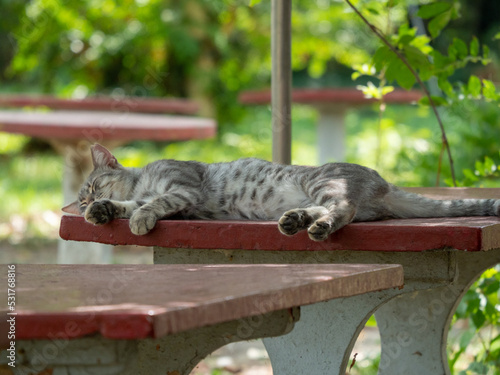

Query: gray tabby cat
[62,144,500,241]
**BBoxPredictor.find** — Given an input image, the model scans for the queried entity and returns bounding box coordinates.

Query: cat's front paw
[307,220,332,242]
[278,209,312,236]
[85,200,116,225]
[130,210,157,235]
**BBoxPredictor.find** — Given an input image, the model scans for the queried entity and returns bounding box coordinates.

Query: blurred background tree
[1,0,500,185]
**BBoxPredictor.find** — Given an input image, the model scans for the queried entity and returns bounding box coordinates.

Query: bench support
[6,308,298,375]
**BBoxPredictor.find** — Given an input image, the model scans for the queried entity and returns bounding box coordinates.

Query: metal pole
[271,0,292,164]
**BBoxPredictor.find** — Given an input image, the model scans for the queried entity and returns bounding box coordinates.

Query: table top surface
[239,88,422,106]
[0,263,403,339]
[0,94,200,115]
[60,188,500,252]
[0,110,216,141]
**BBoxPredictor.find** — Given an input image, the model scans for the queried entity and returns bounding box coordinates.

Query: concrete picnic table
[0,95,216,263]
[239,88,422,164]
[0,263,403,374]
[60,187,500,374]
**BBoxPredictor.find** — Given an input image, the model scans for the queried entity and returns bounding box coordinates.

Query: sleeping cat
[62,144,500,241]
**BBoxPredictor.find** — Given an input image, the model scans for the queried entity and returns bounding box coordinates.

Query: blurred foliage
[449,267,500,374]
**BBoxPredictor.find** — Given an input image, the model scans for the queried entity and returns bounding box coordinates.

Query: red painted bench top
[0,94,199,115]
[59,188,500,252]
[0,110,216,141]
[1,263,403,339]
[239,88,422,106]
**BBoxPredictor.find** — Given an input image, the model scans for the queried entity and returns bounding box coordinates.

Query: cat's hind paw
[307,220,332,242]
[130,210,157,235]
[278,209,313,236]
[85,200,116,225]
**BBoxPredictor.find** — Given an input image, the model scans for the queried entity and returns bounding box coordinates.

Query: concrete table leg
[5,308,298,375]
[317,105,347,164]
[263,291,397,375]
[52,140,125,264]
[135,308,298,375]
[54,141,113,264]
[375,249,500,375]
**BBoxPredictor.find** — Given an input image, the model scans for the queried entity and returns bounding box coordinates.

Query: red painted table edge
[0,94,200,115]
[239,88,422,105]
[0,115,217,141]
[59,215,500,252]
[11,312,154,341]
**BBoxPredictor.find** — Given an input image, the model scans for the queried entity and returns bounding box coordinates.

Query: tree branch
[344,0,457,186]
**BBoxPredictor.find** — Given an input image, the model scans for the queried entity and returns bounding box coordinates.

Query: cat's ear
[62,201,81,215]
[91,144,122,169]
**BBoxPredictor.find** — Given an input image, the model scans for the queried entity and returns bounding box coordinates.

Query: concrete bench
[0,263,403,374]
[0,94,216,263]
[60,187,500,374]
[239,88,422,164]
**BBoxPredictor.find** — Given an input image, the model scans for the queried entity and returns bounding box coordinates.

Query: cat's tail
[384,186,500,219]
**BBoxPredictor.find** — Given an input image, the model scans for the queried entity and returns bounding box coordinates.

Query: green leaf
[483,44,490,60]
[428,10,451,39]
[466,361,490,374]
[249,0,262,6]
[484,156,496,173]
[417,2,451,19]
[482,79,498,101]
[403,45,432,81]
[418,95,448,106]
[470,36,479,57]
[386,57,416,90]
[398,34,415,46]
[459,328,475,349]
[451,38,468,59]
[431,50,453,70]
[471,309,486,329]
[463,169,479,182]
[372,46,393,72]
[494,32,500,40]
[484,300,499,322]
[396,24,416,46]
[438,76,454,97]
[404,45,431,67]
[467,75,481,97]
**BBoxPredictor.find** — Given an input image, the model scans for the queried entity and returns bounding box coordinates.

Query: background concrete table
[60,187,500,374]
[240,88,422,164]
[0,94,200,114]
[0,263,403,374]
[0,96,216,263]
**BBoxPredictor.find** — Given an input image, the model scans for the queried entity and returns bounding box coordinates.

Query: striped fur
[62,144,500,241]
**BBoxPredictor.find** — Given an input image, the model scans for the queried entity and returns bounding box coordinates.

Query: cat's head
[62,144,127,215]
